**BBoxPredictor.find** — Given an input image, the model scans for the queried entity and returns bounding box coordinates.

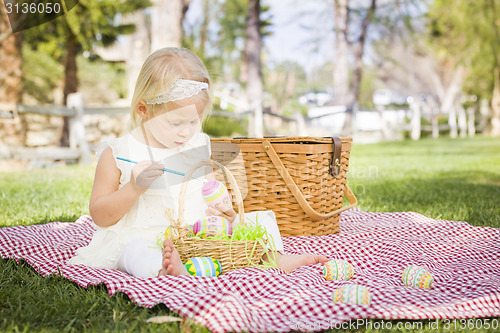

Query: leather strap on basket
[330,137,342,177]
[262,140,357,221]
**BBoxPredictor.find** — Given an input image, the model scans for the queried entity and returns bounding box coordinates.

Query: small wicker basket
[170,160,267,273]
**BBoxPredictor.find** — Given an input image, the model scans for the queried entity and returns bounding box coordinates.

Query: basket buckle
[329,137,342,177]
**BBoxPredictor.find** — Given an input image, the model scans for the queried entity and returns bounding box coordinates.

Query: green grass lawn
[0,135,499,332]
[348,135,499,227]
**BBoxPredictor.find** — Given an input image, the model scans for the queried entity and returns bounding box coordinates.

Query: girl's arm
[89,147,163,227]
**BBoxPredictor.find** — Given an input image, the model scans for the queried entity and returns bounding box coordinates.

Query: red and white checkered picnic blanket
[1,210,499,332]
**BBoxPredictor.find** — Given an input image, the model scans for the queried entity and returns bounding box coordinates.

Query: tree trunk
[440,66,464,114]
[0,7,22,104]
[151,0,182,49]
[333,0,350,107]
[244,0,263,137]
[151,0,191,50]
[62,33,79,147]
[467,107,475,137]
[124,9,150,102]
[0,5,23,145]
[351,0,376,104]
[431,111,439,138]
[488,0,500,136]
[375,104,390,139]
[341,0,376,136]
[410,101,421,140]
[479,98,490,132]
[491,66,500,136]
[199,0,210,56]
[439,66,464,139]
[278,73,295,115]
[448,104,458,138]
[457,100,467,138]
[426,97,440,138]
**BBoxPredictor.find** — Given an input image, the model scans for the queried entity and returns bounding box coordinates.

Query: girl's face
[142,98,205,148]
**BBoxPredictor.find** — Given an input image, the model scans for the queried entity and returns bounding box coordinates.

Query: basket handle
[262,140,357,221]
[177,160,245,228]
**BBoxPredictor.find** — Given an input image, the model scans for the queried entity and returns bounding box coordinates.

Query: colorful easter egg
[402,265,434,289]
[333,284,371,306]
[184,257,222,277]
[164,226,179,240]
[184,225,195,238]
[164,226,194,240]
[322,259,354,281]
[202,180,233,212]
[192,216,233,238]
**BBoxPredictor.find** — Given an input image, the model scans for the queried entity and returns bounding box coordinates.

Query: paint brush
[116,157,208,183]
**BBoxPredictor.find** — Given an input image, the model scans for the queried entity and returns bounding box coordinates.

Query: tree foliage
[427,0,500,99]
[22,45,63,104]
[183,0,272,83]
[22,0,150,145]
[428,0,500,135]
[23,0,150,61]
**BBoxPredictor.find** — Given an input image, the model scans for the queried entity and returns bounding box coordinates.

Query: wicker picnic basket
[210,137,357,237]
[170,160,267,273]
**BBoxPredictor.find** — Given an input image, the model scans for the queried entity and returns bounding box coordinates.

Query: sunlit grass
[0,166,94,227]
[348,135,500,227]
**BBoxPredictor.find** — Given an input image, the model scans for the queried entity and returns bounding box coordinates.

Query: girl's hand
[206,206,237,224]
[130,161,164,192]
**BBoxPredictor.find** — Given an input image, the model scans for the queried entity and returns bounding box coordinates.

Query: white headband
[145,79,209,105]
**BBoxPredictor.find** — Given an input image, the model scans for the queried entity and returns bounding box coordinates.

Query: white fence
[2,94,475,166]
[0,93,300,166]
[0,93,115,165]
[308,102,476,143]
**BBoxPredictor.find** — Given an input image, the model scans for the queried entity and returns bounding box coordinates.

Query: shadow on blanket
[1,209,499,333]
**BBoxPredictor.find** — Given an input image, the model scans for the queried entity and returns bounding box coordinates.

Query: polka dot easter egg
[333,284,371,306]
[202,180,233,212]
[192,216,233,238]
[322,259,354,281]
[402,265,434,289]
[184,257,222,277]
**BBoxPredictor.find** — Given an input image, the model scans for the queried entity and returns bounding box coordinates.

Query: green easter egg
[184,257,222,277]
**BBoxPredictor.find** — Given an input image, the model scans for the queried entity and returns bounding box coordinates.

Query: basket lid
[211,136,352,154]
[223,136,352,144]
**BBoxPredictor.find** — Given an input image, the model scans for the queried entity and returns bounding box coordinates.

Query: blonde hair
[130,48,212,128]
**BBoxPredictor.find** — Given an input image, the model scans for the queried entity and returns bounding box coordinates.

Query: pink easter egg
[192,216,233,238]
[202,180,232,211]
[202,180,225,199]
